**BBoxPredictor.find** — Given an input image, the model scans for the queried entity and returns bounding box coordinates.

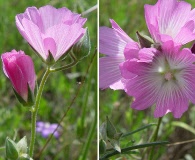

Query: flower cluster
[99,0,195,118]
[36,121,61,138]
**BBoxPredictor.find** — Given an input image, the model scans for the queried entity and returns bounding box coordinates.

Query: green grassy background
[99,0,195,159]
[0,0,97,159]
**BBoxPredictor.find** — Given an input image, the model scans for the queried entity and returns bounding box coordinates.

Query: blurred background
[0,0,97,159]
[99,0,195,159]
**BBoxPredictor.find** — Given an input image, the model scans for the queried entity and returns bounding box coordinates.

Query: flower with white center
[120,40,195,118]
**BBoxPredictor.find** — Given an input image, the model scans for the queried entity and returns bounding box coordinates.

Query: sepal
[136,31,153,48]
[18,154,33,160]
[13,83,35,107]
[5,137,19,159]
[27,84,34,106]
[45,51,56,66]
[16,136,28,155]
[13,88,28,106]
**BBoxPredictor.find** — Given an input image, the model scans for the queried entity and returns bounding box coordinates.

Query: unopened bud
[72,28,91,60]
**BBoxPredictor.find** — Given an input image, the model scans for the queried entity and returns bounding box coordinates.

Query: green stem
[100,141,168,160]
[50,51,78,72]
[79,113,97,160]
[149,117,163,160]
[79,90,97,160]
[29,67,51,157]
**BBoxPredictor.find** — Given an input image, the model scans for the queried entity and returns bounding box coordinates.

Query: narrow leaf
[122,123,157,138]
[172,121,195,135]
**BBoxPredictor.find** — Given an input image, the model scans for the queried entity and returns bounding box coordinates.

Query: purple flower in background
[16,5,87,62]
[1,50,36,102]
[36,121,61,138]
[99,19,140,90]
[120,40,195,118]
[145,0,195,44]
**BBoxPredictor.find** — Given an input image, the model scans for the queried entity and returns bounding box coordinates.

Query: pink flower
[1,50,36,102]
[99,19,139,89]
[120,40,195,118]
[15,5,87,62]
[145,0,195,44]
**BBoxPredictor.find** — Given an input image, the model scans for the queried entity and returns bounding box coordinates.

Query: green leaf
[99,122,107,141]
[109,139,121,153]
[99,139,107,154]
[172,121,195,135]
[106,116,117,139]
[100,141,169,160]
[5,137,19,159]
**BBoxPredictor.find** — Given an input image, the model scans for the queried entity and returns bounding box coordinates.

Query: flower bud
[72,28,91,60]
[1,50,36,106]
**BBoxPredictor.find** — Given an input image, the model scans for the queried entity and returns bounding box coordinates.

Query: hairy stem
[29,67,51,157]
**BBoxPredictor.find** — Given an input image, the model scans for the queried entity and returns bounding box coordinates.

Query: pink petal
[124,42,139,60]
[126,75,161,110]
[155,83,189,118]
[145,0,195,44]
[158,0,191,37]
[175,20,195,44]
[8,62,27,98]
[124,69,162,97]
[43,37,57,58]
[45,23,85,61]
[21,18,47,60]
[39,5,66,30]
[16,55,36,92]
[99,56,124,90]
[161,40,181,54]
[120,60,150,76]
[110,19,133,43]
[181,66,195,104]
[144,3,159,42]
[138,48,157,62]
[16,7,44,33]
[120,60,139,79]
[99,26,128,56]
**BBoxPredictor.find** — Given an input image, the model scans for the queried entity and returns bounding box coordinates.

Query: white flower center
[154,56,180,82]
